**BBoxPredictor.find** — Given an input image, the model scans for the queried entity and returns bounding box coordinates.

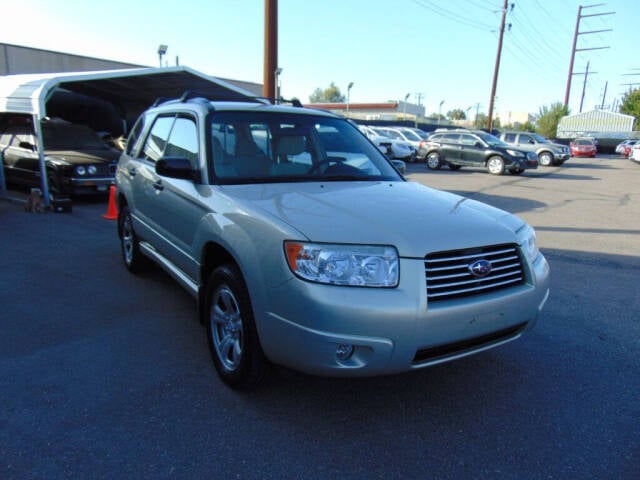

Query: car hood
[221,181,524,257]
[45,149,120,165]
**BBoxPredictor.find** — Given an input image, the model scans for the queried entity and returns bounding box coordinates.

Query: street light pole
[274,68,283,104]
[347,82,354,117]
[403,93,410,121]
[438,100,445,126]
[157,44,168,67]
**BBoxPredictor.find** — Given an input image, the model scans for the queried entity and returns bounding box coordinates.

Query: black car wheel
[539,152,553,166]
[205,264,267,389]
[426,152,442,170]
[487,156,505,175]
[118,205,148,273]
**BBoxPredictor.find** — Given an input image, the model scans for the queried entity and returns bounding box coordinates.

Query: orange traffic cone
[103,185,118,220]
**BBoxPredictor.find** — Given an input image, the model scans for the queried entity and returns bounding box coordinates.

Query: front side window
[460,134,478,146]
[209,112,402,184]
[141,116,175,163]
[164,116,199,166]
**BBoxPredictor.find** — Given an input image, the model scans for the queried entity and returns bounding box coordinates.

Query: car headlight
[284,242,399,287]
[517,223,540,263]
[75,166,87,175]
[87,165,97,175]
[506,149,525,158]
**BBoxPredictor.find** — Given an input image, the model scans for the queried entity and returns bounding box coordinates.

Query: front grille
[425,244,525,301]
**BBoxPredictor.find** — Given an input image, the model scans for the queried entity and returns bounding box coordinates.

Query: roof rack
[276,97,303,108]
[151,91,273,108]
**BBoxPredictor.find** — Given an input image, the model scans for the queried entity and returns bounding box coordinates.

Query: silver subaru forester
[115,94,550,389]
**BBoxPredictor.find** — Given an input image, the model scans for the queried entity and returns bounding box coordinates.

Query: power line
[412,0,494,31]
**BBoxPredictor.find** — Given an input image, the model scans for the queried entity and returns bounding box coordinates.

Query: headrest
[275,135,306,156]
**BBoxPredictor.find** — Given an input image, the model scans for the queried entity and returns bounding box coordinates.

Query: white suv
[115,94,550,389]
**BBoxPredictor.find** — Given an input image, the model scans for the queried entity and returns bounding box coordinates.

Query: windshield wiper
[318,175,366,181]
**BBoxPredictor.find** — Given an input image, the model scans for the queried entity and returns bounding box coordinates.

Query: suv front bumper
[257,254,550,376]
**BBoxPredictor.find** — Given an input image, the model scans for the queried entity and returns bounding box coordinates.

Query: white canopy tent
[0,66,257,203]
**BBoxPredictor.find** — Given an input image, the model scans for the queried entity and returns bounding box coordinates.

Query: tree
[474,113,488,129]
[447,108,466,120]
[309,82,345,103]
[535,102,569,139]
[619,88,640,129]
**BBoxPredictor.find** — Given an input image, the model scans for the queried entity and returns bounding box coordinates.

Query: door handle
[152,180,164,191]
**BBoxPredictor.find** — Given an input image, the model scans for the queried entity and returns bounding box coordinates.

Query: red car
[569,137,597,157]
[620,144,633,157]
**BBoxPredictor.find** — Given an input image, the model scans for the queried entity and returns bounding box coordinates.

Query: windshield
[209,112,402,184]
[531,133,549,143]
[42,122,110,150]
[399,129,422,141]
[478,132,507,147]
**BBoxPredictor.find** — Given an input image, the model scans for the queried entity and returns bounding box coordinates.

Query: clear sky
[2,0,637,119]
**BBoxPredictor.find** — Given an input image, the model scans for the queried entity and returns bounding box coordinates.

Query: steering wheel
[307,156,347,174]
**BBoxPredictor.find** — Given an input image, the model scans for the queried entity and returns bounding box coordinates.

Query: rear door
[438,133,461,162]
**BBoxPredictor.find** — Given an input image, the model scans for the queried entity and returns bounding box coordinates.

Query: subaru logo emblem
[469,259,492,278]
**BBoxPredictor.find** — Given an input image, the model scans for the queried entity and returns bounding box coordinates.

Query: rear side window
[503,133,516,143]
[441,133,461,143]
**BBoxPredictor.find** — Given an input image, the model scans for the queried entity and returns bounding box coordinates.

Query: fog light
[336,344,354,361]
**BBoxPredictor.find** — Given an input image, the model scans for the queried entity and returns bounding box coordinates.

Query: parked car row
[358,125,417,161]
[615,139,637,158]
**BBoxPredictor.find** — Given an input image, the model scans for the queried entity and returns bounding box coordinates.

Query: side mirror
[156,156,199,181]
[474,141,484,148]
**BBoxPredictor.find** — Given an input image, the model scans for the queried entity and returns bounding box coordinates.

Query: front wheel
[205,264,268,389]
[426,152,442,170]
[539,152,553,166]
[486,156,505,175]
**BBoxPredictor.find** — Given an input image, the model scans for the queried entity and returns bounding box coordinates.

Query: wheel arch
[198,242,240,324]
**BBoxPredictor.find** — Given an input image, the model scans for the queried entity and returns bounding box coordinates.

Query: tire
[539,152,553,166]
[426,152,442,170]
[486,156,505,175]
[205,264,268,389]
[118,205,148,273]
[448,164,462,171]
[47,173,63,200]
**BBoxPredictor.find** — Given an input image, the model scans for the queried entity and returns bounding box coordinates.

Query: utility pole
[486,0,509,132]
[600,80,608,109]
[579,62,591,112]
[263,0,278,101]
[564,4,614,109]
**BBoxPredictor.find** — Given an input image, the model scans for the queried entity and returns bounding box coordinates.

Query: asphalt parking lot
[1,154,638,479]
